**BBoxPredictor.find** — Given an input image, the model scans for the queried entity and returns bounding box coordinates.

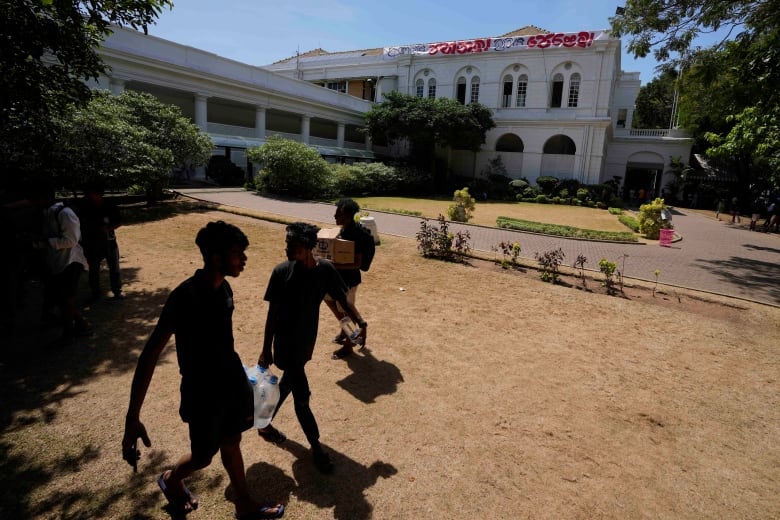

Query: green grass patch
[618,214,640,232]
[496,216,639,242]
[364,206,423,217]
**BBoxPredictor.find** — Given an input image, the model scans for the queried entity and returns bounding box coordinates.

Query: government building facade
[94,25,692,198]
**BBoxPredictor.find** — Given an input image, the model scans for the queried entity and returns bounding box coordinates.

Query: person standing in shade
[256,222,366,474]
[29,184,91,345]
[77,180,123,301]
[122,221,284,519]
[325,198,374,360]
[730,196,741,224]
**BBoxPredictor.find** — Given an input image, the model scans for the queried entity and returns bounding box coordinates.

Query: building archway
[624,151,664,204]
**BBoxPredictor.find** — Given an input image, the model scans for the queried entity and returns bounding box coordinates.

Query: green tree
[246,136,330,198]
[612,0,780,191]
[364,92,495,183]
[633,68,677,129]
[0,0,173,189]
[55,90,213,198]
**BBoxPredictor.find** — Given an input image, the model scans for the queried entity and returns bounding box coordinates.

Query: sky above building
[147,0,667,84]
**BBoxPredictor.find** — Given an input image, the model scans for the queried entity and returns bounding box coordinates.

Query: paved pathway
[176,188,780,307]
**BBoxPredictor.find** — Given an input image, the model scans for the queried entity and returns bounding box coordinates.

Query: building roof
[271,25,550,65]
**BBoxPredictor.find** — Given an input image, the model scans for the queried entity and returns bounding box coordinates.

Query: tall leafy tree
[364,91,495,181]
[633,67,677,129]
[55,91,213,199]
[612,0,780,191]
[0,0,173,190]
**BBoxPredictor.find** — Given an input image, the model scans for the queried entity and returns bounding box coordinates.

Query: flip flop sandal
[234,502,285,519]
[157,471,199,512]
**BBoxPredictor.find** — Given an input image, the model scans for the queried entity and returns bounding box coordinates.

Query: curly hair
[195,221,249,260]
[285,222,320,250]
[336,198,360,217]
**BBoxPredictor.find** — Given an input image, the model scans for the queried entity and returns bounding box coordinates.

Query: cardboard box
[315,228,354,264]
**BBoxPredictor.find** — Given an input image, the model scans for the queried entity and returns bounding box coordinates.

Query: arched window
[427,78,437,99]
[496,134,524,152]
[516,74,528,107]
[502,74,513,108]
[470,76,480,103]
[456,76,467,104]
[415,78,424,98]
[568,73,581,107]
[551,73,564,108]
[543,135,576,155]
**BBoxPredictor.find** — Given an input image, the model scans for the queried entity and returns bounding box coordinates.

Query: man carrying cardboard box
[325,199,375,360]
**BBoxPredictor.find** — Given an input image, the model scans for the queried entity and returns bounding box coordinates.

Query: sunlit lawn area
[353,196,631,232]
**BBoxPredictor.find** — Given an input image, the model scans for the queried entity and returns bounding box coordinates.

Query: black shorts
[187,405,253,460]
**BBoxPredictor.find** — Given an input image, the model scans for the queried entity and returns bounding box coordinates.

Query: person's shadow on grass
[244,438,396,520]
[336,348,403,404]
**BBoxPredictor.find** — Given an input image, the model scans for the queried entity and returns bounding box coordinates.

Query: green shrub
[247,136,329,198]
[535,176,559,195]
[359,162,404,194]
[608,207,623,215]
[535,194,549,204]
[638,197,672,239]
[329,163,366,195]
[558,188,569,199]
[447,187,477,222]
[523,186,539,198]
[598,258,619,294]
[551,196,561,204]
[416,214,471,262]
[576,187,589,200]
[535,247,565,283]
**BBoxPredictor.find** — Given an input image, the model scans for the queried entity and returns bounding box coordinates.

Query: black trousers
[273,364,320,447]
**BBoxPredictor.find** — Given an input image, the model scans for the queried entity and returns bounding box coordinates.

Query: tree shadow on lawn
[695,255,780,305]
[0,269,174,519]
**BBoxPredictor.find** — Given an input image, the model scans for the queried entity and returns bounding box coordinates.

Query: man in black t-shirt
[325,198,370,360]
[257,222,366,473]
[122,221,284,519]
[77,181,123,301]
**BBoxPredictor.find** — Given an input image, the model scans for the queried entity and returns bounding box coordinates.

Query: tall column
[255,106,267,139]
[337,123,345,148]
[109,78,126,95]
[194,94,209,180]
[301,115,311,145]
[194,94,209,133]
[364,131,371,151]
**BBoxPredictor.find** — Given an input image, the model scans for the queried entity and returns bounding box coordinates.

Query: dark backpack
[356,224,375,272]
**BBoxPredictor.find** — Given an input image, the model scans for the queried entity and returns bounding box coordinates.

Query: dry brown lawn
[3,202,779,519]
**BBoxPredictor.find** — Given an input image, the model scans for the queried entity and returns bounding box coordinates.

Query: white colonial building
[93,25,691,197]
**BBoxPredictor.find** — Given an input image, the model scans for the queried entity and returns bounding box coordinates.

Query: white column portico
[301,115,311,145]
[337,123,345,148]
[194,94,209,133]
[255,106,267,139]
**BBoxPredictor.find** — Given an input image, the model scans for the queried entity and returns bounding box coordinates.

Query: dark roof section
[270,25,550,65]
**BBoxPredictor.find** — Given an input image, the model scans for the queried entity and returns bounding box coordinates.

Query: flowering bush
[638,198,673,239]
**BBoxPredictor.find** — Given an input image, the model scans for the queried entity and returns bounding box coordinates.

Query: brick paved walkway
[177,188,780,307]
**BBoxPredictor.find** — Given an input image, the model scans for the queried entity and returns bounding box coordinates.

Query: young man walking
[325,198,374,360]
[257,222,366,473]
[122,221,284,519]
